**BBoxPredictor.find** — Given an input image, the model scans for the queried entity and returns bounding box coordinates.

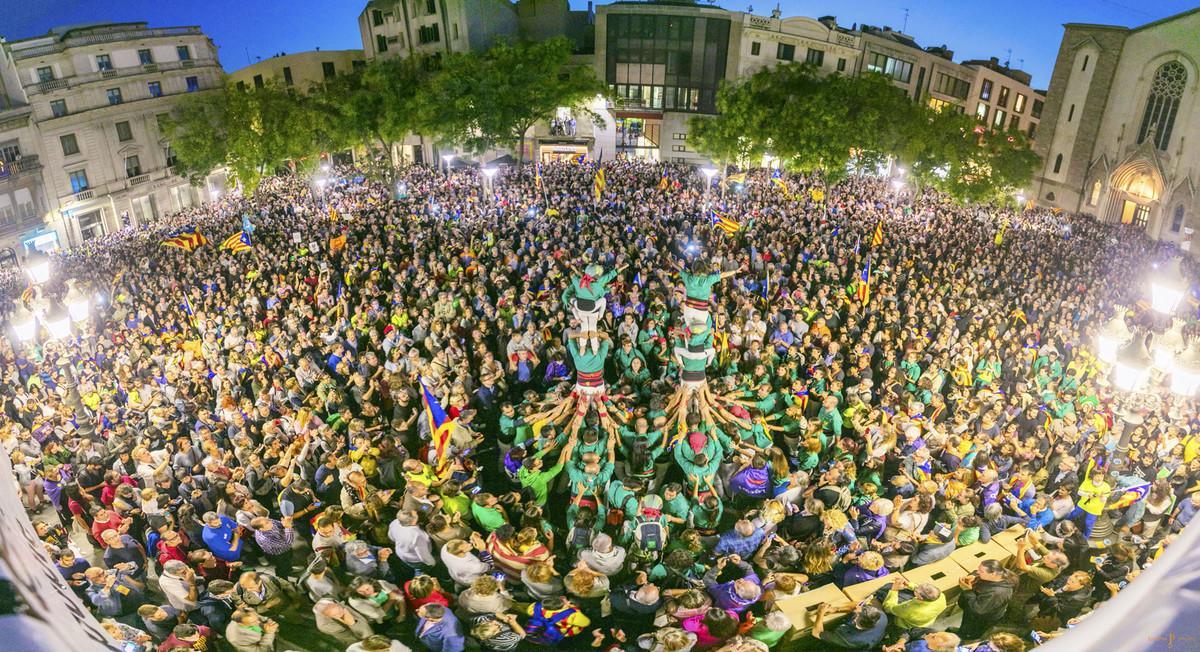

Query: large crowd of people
[4,158,1198,652]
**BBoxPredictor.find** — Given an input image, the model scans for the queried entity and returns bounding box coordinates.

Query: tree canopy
[420,37,607,170]
[164,82,323,193]
[689,63,1041,202]
[165,38,608,189]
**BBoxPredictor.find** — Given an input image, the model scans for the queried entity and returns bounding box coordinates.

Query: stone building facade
[1034,9,1200,243]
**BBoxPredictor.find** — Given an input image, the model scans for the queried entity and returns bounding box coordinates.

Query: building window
[453,23,459,40]
[1013,93,1027,114]
[1089,181,1101,206]
[116,121,133,142]
[253,74,264,89]
[1171,205,1185,232]
[865,52,912,83]
[934,72,970,99]
[672,145,686,152]
[107,88,123,105]
[372,9,384,25]
[69,169,89,192]
[37,66,54,82]
[138,49,153,65]
[176,46,191,61]
[236,80,246,92]
[750,42,760,56]
[837,57,846,72]
[1027,122,1037,140]
[997,86,1010,107]
[1132,204,1150,228]
[376,34,389,53]
[776,43,795,61]
[1053,153,1063,173]
[1009,116,1019,132]
[50,99,67,117]
[125,155,142,178]
[979,79,992,100]
[975,102,988,121]
[992,109,1006,130]
[1067,104,1074,122]
[164,145,177,167]
[419,24,441,44]
[604,13,730,114]
[1137,61,1187,151]
[352,60,366,71]
[0,143,20,163]
[60,133,80,156]
[928,97,952,112]
[1032,98,1044,119]
[426,0,437,14]
[283,67,294,86]
[156,113,170,131]
[1081,55,1089,72]
[148,81,163,97]
[186,76,199,92]
[322,62,336,80]
[673,133,687,140]
[96,54,113,71]
[806,48,824,66]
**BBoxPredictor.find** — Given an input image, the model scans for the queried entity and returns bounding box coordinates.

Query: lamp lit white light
[1112,360,1150,392]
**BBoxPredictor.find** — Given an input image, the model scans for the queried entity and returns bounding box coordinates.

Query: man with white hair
[714,519,767,558]
[159,559,200,612]
[579,533,626,576]
[703,554,762,613]
[882,577,946,630]
[610,577,663,638]
[313,597,375,645]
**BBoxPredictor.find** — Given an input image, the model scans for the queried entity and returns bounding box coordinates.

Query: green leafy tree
[166,83,323,193]
[689,62,1039,200]
[313,57,429,158]
[420,37,607,172]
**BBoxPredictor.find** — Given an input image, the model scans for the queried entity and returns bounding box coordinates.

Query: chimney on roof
[817,15,837,29]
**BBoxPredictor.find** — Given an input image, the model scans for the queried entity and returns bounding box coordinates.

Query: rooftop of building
[1064,6,1200,32]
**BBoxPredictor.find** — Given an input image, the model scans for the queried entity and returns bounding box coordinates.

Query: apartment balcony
[0,155,43,181]
[12,26,203,60]
[26,59,219,96]
[56,165,180,206]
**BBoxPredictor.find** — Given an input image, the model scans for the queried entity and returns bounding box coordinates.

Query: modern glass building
[603,11,731,114]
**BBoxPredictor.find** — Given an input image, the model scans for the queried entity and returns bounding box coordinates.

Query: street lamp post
[481,168,498,199]
[701,167,717,205]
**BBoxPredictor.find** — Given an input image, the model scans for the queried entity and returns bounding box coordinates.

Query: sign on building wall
[0,455,120,651]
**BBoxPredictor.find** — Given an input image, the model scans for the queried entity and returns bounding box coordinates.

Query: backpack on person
[525,602,576,644]
[627,515,666,567]
[567,524,594,551]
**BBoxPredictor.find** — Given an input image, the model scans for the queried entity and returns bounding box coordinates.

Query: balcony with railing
[12,26,203,60]
[56,165,180,205]
[27,58,218,96]
[0,155,43,181]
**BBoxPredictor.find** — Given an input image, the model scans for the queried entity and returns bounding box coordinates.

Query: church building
[1034,9,1200,244]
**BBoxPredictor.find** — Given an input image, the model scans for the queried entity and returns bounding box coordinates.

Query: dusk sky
[5,0,1196,88]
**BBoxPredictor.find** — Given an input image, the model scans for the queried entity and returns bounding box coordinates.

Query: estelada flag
[419,376,455,471]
